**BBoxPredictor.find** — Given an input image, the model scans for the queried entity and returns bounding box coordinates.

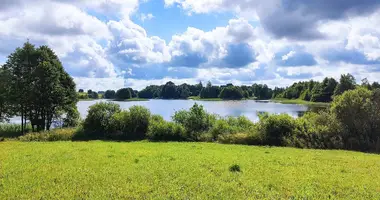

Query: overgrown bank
[4,87,379,153]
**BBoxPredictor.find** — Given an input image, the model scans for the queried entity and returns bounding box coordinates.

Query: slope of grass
[272,98,330,106]
[1,141,379,199]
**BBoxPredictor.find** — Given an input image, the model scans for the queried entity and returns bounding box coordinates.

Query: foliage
[334,73,356,96]
[83,102,121,138]
[161,81,179,99]
[219,86,244,100]
[147,116,186,141]
[256,114,299,146]
[200,82,221,98]
[111,106,151,140]
[62,106,80,128]
[2,42,78,132]
[311,77,338,102]
[104,90,116,99]
[115,88,132,100]
[331,87,380,151]
[173,103,216,140]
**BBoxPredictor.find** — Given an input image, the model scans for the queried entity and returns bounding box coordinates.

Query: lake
[77,99,322,122]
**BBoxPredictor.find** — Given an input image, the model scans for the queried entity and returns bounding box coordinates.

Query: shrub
[218,133,261,145]
[173,103,216,141]
[147,117,186,141]
[63,106,81,128]
[111,106,151,140]
[19,128,76,141]
[256,114,298,146]
[83,102,121,139]
[331,88,380,151]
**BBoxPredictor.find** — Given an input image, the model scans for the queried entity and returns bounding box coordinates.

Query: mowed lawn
[1,142,380,199]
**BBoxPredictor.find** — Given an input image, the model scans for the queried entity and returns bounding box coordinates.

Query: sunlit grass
[1,141,379,199]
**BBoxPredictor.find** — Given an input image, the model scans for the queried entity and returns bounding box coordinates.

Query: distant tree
[87,90,93,95]
[311,77,338,102]
[161,81,178,99]
[178,84,191,99]
[361,78,371,90]
[372,82,380,90]
[200,81,221,98]
[91,92,99,99]
[334,73,356,96]
[219,86,244,100]
[78,89,84,93]
[138,85,161,99]
[116,88,132,100]
[104,90,116,99]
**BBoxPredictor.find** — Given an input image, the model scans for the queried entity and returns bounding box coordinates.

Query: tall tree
[3,42,78,132]
[334,73,356,96]
[0,68,12,122]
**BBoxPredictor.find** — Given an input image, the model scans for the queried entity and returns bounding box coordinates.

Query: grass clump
[229,164,241,172]
[19,128,77,142]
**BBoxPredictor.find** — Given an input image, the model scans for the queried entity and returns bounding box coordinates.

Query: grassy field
[1,141,379,199]
[272,98,330,106]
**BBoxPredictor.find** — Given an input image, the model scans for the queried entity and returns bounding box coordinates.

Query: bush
[331,88,380,151]
[147,117,186,141]
[209,116,255,140]
[173,103,216,141]
[256,114,298,146]
[0,124,32,138]
[19,128,76,141]
[83,102,121,139]
[218,133,261,145]
[111,106,151,140]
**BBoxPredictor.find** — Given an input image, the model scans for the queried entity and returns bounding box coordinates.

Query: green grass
[113,98,149,102]
[1,142,379,199]
[272,98,330,106]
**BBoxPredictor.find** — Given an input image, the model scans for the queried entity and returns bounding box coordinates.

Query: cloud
[140,13,154,22]
[222,43,256,68]
[322,48,380,65]
[107,19,170,66]
[166,0,380,40]
[274,48,317,67]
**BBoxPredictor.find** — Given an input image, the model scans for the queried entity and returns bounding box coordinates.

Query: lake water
[77,99,320,122]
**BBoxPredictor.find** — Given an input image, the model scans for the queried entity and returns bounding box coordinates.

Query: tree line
[86,74,379,102]
[0,42,79,132]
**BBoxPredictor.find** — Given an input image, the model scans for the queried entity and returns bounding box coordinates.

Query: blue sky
[0,0,380,90]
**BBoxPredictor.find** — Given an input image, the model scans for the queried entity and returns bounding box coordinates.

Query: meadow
[1,141,380,199]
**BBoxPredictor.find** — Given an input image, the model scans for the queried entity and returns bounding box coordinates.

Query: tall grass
[0,124,31,138]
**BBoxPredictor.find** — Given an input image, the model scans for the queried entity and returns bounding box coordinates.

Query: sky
[1,0,380,91]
